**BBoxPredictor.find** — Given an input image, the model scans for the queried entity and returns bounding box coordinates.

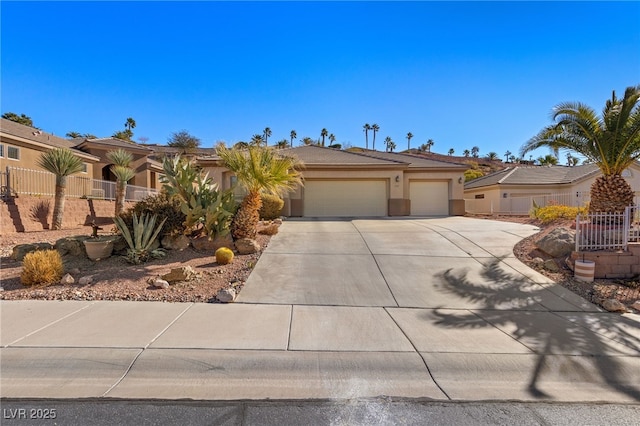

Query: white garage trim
[304,180,388,217]
[410,181,449,216]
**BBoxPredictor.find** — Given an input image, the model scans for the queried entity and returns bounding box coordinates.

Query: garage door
[410,181,449,216]
[304,180,387,217]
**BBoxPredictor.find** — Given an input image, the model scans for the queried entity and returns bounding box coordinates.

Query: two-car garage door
[304,180,387,217]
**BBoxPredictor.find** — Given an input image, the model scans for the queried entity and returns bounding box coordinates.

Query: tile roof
[360,151,468,169]
[279,145,407,166]
[77,137,152,152]
[1,118,77,149]
[464,164,601,189]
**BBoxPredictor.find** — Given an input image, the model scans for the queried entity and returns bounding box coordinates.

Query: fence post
[5,166,11,198]
[575,214,580,252]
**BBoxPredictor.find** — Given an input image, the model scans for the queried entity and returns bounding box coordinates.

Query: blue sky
[2,1,639,161]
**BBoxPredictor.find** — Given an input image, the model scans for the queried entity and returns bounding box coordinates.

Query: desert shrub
[259,194,284,220]
[113,213,167,264]
[215,247,234,265]
[120,191,186,237]
[21,249,64,286]
[464,169,484,182]
[530,202,587,223]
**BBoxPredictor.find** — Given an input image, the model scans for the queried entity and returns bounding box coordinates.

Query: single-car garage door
[410,181,449,216]
[304,180,388,217]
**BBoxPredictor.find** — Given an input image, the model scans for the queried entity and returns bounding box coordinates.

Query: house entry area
[303,180,388,217]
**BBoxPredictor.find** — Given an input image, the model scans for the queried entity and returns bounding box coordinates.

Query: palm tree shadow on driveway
[426,257,640,401]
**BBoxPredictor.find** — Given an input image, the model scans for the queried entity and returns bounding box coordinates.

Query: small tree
[168,130,201,154]
[38,148,84,229]
[106,149,135,216]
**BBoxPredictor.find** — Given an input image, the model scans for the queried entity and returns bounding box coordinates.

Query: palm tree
[234,141,249,149]
[84,133,97,139]
[125,117,136,132]
[463,149,470,157]
[406,132,413,151]
[290,130,297,147]
[250,134,264,146]
[537,154,559,166]
[106,149,135,216]
[371,124,379,150]
[426,139,434,152]
[216,145,303,240]
[37,148,84,229]
[521,86,640,213]
[320,128,328,147]
[486,152,498,161]
[448,148,455,156]
[504,150,512,162]
[363,123,371,149]
[66,131,82,138]
[384,136,394,152]
[328,133,336,146]
[471,146,480,158]
[263,127,272,146]
[301,137,314,146]
[275,139,288,149]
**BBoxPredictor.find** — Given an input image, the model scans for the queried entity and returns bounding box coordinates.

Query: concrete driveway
[2,217,639,402]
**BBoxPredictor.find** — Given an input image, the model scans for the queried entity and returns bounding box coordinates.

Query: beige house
[464,163,640,214]
[201,145,467,217]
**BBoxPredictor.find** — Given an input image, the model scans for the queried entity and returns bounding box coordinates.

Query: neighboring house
[201,145,467,217]
[464,163,640,214]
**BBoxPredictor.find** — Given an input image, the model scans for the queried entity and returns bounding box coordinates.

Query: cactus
[215,247,234,265]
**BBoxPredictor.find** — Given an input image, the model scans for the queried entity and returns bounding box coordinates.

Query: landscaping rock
[602,298,627,313]
[60,273,75,284]
[235,238,260,254]
[161,234,190,251]
[153,278,170,289]
[55,236,89,257]
[217,287,236,303]
[78,275,94,285]
[543,259,560,272]
[162,265,198,283]
[531,257,544,268]
[258,223,279,236]
[11,243,54,261]
[191,234,236,252]
[535,227,575,258]
[631,301,640,312]
[111,235,128,254]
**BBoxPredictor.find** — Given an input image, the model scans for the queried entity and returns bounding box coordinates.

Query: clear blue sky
[2,1,639,160]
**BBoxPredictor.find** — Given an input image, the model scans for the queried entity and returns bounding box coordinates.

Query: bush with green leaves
[120,191,186,237]
[113,212,167,264]
[160,155,236,238]
[259,193,284,220]
[530,201,587,223]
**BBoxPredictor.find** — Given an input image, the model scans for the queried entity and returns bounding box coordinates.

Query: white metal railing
[5,166,157,202]
[575,206,639,251]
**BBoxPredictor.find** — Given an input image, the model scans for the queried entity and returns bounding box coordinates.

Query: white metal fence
[575,206,639,252]
[3,166,158,202]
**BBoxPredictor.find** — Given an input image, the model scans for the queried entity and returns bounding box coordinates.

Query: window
[7,146,19,160]
[81,163,88,173]
[0,144,4,157]
[474,194,485,199]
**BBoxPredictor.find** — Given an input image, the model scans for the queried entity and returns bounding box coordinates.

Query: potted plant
[83,222,116,261]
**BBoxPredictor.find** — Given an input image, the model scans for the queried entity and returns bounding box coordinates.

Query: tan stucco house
[464,163,640,214]
[201,145,467,217]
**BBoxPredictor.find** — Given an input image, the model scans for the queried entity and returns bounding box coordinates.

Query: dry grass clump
[20,249,64,286]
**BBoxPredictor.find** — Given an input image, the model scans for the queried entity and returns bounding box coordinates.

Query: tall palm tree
[263,127,272,146]
[363,123,371,149]
[504,150,512,162]
[320,128,328,147]
[384,136,394,152]
[521,86,640,213]
[125,117,136,132]
[217,145,303,240]
[463,149,470,157]
[250,134,264,146]
[471,146,480,158]
[406,132,413,151]
[290,130,297,147]
[106,148,135,216]
[448,148,455,156]
[371,124,379,150]
[37,148,84,229]
[328,133,336,147]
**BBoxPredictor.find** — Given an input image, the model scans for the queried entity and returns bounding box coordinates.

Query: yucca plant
[113,212,167,264]
[107,149,135,216]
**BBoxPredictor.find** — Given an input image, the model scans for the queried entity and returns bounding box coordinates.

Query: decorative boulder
[162,266,198,283]
[55,236,89,257]
[217,288,236,303]
[258,223,279,235]
[191,234,236,252]
[78,275,94,285]
[60,273,75,284]
[535,227,575,258]
[543,259,560,272]
[161,234,190,251]
[12,243,54,261]
[235,238,260,255]
[602,299,627,313]
[153,278,170,289]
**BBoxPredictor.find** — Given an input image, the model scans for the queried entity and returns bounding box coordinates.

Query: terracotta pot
[83,238,115,261]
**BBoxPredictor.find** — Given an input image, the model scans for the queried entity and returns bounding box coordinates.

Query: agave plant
[113,212,167,264]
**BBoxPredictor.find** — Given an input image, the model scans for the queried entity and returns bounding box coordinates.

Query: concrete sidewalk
[1,217,639,402]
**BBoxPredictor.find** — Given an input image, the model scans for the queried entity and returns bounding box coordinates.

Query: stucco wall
[0,196,132,233]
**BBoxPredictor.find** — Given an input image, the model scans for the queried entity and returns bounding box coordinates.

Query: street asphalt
[1,217,639,408]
